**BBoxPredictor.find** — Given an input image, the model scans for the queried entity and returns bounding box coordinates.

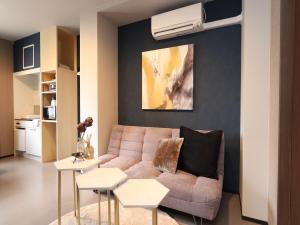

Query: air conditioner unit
[151,3,203,40]
[151,3,242,40]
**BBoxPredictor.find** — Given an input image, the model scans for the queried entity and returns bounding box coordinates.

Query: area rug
[49,200,179,225]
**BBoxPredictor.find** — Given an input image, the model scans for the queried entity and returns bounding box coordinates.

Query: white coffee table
[76,168,128,225]
[54,157,101,225]
[113,179,169,225]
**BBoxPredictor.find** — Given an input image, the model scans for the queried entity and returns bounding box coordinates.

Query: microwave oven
[43,106,56,120]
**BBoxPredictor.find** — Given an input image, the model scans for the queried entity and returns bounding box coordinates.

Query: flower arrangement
[77,117,94,159]
[78,117,93,138]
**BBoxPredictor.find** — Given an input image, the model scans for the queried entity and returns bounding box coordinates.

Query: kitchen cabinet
[13,33,40,72]
[26,127,41,156]
[14,128,26,152]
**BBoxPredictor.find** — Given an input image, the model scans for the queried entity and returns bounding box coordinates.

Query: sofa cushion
[125,161,161,179]
[157,170,197,202]
[98,154,117,164]
[101,156,139,170]
[119,126,145,160]
[178,126,223,179]
[142,127,173,161]
[153,138,184,173]
[107,125,124,155]
[192,175,223,204]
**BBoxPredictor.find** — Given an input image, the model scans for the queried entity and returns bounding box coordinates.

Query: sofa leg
[192,216,203,225]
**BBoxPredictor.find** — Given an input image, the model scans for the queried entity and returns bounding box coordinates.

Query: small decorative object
[142,44,194,110]
[72,152,86,163]
[84,134,94,160]
[77,117,94,160]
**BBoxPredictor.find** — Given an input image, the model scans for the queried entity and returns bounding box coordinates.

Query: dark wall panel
[118,2,241,193]
[13,32,40,72]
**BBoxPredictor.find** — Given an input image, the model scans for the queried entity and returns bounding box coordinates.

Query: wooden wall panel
[0,39,14,157]
[291,0,300,224]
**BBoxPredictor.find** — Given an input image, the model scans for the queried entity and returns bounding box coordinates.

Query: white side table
[76,168,127,225]
[54,157,101,225]
[113,179,169,225]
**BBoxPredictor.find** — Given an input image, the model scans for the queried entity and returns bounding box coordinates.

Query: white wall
[80,11,118,156]
[240,0,271,221]
[98,14,118,155]
[268,0,280,224]
[80,10,99,155]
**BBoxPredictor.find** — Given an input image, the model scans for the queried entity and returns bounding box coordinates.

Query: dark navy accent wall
[118,1,242,193]
[13,32,40,72]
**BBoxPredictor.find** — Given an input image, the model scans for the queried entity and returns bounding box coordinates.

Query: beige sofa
[98,125,224,221]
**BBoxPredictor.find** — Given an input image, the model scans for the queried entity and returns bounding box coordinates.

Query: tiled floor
[0,157,259,225]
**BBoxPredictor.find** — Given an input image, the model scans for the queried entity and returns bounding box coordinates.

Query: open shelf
[41,80,56,84]
[40,26,77,162]
[41,91,56,94]
[41,71,56,81]
[58,28,77,71]
[42,120,57,123]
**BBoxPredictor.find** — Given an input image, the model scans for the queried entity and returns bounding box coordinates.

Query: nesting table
[76,168,127,225]
[113,179,170,225]
[54,157,101,225]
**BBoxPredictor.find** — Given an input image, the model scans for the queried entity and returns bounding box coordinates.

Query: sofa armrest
[192,174,223,204]
[98,153,117,164]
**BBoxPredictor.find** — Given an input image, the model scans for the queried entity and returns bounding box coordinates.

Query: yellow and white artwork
[142,44,194,110]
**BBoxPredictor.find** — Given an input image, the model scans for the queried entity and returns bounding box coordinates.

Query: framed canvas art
[142,44,194,110]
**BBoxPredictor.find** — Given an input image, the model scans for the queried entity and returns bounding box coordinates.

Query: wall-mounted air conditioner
[151,3,242,40]
[151,3,203,40]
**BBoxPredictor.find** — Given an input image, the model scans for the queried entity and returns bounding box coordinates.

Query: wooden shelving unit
[40,26,77,162]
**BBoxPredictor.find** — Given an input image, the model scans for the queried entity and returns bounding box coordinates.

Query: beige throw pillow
[153,138,184,174]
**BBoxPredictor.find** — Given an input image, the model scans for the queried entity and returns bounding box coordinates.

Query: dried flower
[84,117,93,127]
[77,122,86,133]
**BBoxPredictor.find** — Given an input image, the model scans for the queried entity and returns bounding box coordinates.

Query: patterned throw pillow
[153,138,184,174]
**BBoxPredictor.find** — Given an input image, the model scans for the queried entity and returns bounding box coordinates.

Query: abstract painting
[142,44,194,110]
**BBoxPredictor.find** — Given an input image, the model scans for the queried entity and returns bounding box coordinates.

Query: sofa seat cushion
[101,156,140,170]
[157,170,197,202]
[192,175,223,205]
[125,161,161,179]
[98,154,117,165]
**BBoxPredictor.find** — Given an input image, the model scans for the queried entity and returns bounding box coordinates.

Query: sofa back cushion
[107,125,124,155]
[142,127,173,161]
[119,126,145,160]
[172,128,225,177]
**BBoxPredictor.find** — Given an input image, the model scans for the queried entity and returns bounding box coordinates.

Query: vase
[77,138,85,153]
[84,144,94,160]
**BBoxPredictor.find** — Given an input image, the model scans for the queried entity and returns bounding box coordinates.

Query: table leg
[98,190,101,225]
[77,185,81,225]
[114,197,119,225]
[73,171,77,216]
[107,190,111,225]
[152,208,158,225]
[58,171,61,225]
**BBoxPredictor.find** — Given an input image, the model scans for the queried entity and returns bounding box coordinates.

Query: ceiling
[0,0,206,41]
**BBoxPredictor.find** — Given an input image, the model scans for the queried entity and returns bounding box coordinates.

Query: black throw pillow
[178,126,223,179]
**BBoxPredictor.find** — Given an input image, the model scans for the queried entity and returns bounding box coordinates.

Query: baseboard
[242,216,268,225]
[0,154,14,159]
